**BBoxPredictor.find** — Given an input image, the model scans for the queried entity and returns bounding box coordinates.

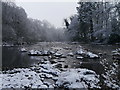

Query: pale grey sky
[16,2,78,28]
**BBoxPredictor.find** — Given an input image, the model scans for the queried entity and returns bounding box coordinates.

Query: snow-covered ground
[0,57,100,89]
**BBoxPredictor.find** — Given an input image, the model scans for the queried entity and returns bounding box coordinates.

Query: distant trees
[2,1,65,45]
[65,1,120,44]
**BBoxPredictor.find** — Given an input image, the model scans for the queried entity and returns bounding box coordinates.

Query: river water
[2,46,39,70]
[2,42,120,75]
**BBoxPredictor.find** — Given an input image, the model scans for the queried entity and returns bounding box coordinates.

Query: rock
[76,49,86,55]
[76,56,84,59]
[58,59,65,62]
[87,52,99,59]
[51,56,60,59]
[76,49,99,59]
[112,48,120,60]
[20,48,27,52]
[112,52,120,56]
[64,47,71,50]
[67,52,74,57]
[50,60,57,64]
[60,55,67,58]
[28,50,42,56]
[64,65,68,68]
[55,64,62,68]
[54,53,62,57]
[42,50,50,56]
[50,51,55,54]
[98,53,102,56]
[83,71,95,75]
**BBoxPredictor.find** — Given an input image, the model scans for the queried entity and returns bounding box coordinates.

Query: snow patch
[56,68,100,88]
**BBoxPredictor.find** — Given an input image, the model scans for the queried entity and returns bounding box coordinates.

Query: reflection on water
[2,46,39,70]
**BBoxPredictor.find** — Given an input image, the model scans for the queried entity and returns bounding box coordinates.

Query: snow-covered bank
[0,60,100,89]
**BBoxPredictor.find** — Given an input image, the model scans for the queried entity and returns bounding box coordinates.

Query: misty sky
[16,1,78,28]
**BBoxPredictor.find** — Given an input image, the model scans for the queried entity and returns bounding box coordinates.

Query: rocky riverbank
[1,42,120,89]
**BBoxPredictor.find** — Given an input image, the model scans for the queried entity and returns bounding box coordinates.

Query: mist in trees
[65,1,120,44]
[2,1,120,45]
[2,1,65,45]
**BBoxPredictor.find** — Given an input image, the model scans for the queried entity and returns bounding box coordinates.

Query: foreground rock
[56,68,100,89]
[0,68,46,88]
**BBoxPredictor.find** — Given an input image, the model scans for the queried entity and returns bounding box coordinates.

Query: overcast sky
[15,1,78,28]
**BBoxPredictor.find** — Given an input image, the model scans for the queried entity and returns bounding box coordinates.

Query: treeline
[2,1,65,45]
[65,1,120,44]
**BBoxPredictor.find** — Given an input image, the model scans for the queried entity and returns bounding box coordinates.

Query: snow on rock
[76,49,99,59]
[0,66,101,89]
[49,51,55,54]
[76,56,84,59]
[0,59,61,89]
[87,52,99,59]
[112,48,120,60]
[56,68,100,89]
[40,63,61,76]
[67,52,74,56]
[20,48,27,52]
[0,68,45,88]
[76,49,86,55]
[54,53,62,57]
[28,50,51,56]
[112,48,120,54]
[28,50,42,56]
[100,59,120,89]
[42,50,50,56]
